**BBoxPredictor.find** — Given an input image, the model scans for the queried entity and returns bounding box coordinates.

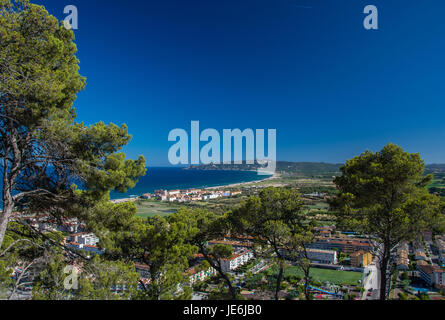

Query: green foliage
[0,0,146,247]
[331,143,443,242]
[245,274,264,290]
[209,244,233,260]
[0,0,146,301]
[100,209,199,300]
[229,187,314,299]
[398,292,409,300]
[76,257,141,300]
[417,293,430,300]
[32,254,75,300]
[330,143,444,300]
[181,208,240,299]
[32,254,141,300]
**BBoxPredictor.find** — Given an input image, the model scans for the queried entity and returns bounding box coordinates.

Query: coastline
[109,168,279,201]
[204,172,280,190]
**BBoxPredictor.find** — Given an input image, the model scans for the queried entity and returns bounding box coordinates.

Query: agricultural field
[135,200,182,218]
[134,170,339,218]
[135,195,249,217]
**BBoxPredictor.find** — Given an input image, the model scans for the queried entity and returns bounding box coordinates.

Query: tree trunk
[274,261,284,300]
[220,268,237,300]
[199,244,237,300]
[0,182,13,248]
[303,268,311,300]
[379,244,390,301]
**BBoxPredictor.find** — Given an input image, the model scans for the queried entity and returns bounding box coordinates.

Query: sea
[0,167,270,206]
[109,167,270,200]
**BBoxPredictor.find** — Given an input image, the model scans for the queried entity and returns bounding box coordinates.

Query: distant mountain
[187,162,445,179]
[274,162,342,175]
[425,164,445,172]
[186,161,343,176]
[425,164,445,180]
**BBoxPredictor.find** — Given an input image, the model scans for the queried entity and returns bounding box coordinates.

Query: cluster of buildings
[207,237,255,273]
[303,192,328,199]
[416,235,445,289]
[277,227,375,268]
[11,212,87,234]
[350,251,373,268]
[146,189,242,203]
[11,212,104,257]
[396,234,445,290]
[417,264,445,289]
[310,227,375,268]
[66,232,103,255]
[283,247,372,268]
[308,236,374,254]
[396,243,410,271]
[133,236,256,287]
[436,235,445,266]
[186,266,218,285]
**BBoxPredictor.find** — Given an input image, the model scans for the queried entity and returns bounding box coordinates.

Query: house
[433,268,445,289]
[397,258,409,271]
[396,252,409,270]
[350,251,373,268]
[415,250,427,261]
[208,238,254,250]
[436,238,445,265]
[186,267,217,285]
[397,243,410,270]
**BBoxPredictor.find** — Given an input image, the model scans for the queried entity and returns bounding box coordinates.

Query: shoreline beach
[110,172,281,202]
[109,169,280,202]
[204,172,280,190]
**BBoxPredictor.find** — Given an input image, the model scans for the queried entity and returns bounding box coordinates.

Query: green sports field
[273,266,363,286]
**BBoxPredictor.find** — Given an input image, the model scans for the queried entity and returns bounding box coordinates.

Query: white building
[306,248,338,264]
[187,267,217,285]
[417,264,445,289]
[67,242,103,255]
[220,249,254,272]
[436,238,445,265]
[70,233,99,246]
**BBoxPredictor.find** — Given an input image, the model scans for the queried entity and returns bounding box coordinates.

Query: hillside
[186,161,342,177]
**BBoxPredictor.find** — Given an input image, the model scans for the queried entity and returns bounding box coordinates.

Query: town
[110,188,243,204]
[8,207,445,300]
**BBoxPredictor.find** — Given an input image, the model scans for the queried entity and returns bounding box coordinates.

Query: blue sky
[34,0,445,165]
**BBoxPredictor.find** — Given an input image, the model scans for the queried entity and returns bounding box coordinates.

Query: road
[362,262,380,300]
